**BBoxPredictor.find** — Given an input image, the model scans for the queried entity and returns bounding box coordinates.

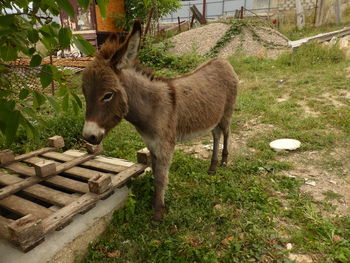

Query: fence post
[335,0,342,25]
[222,0,225,17]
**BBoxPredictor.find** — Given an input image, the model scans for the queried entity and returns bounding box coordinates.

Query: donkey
[82,21,238,221]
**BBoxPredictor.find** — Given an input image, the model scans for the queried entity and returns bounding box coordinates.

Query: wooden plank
[25,156,109,180]
[45,176,88,194]
[0,195,53,219]
[41,151,127,173]
[4,162,35,176]
[0,177,40,200]
[1,162,89,196]
[15,147,55,162]
[0,215,13,240]
[111,163,148,187]
[63,150,134,167]
[0,173,78,206]
[42,192,99,233]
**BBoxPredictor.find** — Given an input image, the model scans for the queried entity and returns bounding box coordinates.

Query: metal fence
[161,0,277,22]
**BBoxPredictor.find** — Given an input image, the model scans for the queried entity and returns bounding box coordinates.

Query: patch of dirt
[277,150,350,216]
[176,117,275,161]
[320,92,347,108]
[169,23,291,59]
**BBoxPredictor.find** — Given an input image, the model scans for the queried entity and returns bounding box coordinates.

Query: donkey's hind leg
[221,126,230,166]
[208,126,222,175]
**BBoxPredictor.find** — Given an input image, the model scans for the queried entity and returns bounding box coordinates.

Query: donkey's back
[172,58,238,142]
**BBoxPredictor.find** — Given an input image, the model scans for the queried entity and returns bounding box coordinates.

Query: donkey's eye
[102,92,114,102]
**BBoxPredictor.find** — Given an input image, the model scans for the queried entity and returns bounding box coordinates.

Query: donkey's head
[82,21,142,145]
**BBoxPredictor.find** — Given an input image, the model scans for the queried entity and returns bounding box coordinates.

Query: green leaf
[27,29,39,43]
[72,93,82,108]
[57,86,68,96]
[56,0,75,18]
[19,88,30,100]
[5,110,20,144]
[96,0,107,18]
[58,28,72,49]
[0,46,17,61]
[40,64,53,88]
[46,95,60,112]
[62,93,69,111]
[77,0,91,9]
[71,99,79,114]
[30,54,42,67]
[33,90,47,109]
[73,35,95,55]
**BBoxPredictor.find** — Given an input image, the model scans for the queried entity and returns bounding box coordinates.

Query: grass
[1,34,350,262]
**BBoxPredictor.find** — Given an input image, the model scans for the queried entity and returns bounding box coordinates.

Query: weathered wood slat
[0,173,77,206]
[3,162,88,194]
[4,162,35,176]
[25,156,110,181]
[0,153,95,197]
[0,177,40,200]
[112,163,148,187]
[42,192,99,234]
[63,150,134,167]
[41,151,127,173]
[14,147,55,162]
[0,215,13,240]
[0,195,53,219]
[45,176,88,193]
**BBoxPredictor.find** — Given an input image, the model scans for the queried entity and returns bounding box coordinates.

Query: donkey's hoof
[152,211,164,222]
[207,169,216,175]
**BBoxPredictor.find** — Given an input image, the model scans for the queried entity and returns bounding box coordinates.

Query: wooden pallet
[0,136,150,252]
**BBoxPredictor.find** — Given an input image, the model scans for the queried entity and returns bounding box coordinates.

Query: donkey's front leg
[151,144,174,221]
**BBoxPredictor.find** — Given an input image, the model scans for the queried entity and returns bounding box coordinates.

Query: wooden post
[88,174,112,194]
[48,135,65,148]
[240,6,244,19]
[315,0,325,27]
[8,214,44,252]
[33,160,56,177]
[203,0,206,21]
[86,142,103,154]
[137,148,151,165]
[0,149,15,165]
[295,0,305,30]
[335,0,342,25]
[178,16,181,32]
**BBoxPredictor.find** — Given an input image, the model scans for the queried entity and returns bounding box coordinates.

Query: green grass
[2,41,350,262]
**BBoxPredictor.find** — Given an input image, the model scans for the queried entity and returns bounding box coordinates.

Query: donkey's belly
[176,125,217,142]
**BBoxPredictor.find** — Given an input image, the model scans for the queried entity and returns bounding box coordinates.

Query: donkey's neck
[120,68,174,136]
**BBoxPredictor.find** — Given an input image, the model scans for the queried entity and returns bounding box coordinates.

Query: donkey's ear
[110,20,142,70]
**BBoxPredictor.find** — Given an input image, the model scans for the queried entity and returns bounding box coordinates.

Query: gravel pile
[169,22,291,59]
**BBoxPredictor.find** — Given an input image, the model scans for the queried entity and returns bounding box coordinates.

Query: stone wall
[278,0,317,11]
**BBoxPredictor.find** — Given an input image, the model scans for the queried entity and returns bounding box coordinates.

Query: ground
[2,24,350,263]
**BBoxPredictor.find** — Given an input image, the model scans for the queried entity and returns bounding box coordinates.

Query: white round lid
[269,139,301,151]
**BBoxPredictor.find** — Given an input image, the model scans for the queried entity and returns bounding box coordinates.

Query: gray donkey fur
[82,21,238,221]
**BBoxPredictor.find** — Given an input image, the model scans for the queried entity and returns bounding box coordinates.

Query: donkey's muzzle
[83,121,105,145]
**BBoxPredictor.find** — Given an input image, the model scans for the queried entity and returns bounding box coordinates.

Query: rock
[269,139,301,152]
[288,253,313,263]
[339,37,349,49]
[329,36,338,46]
[286,243,293,250]
[305,180,316,186]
